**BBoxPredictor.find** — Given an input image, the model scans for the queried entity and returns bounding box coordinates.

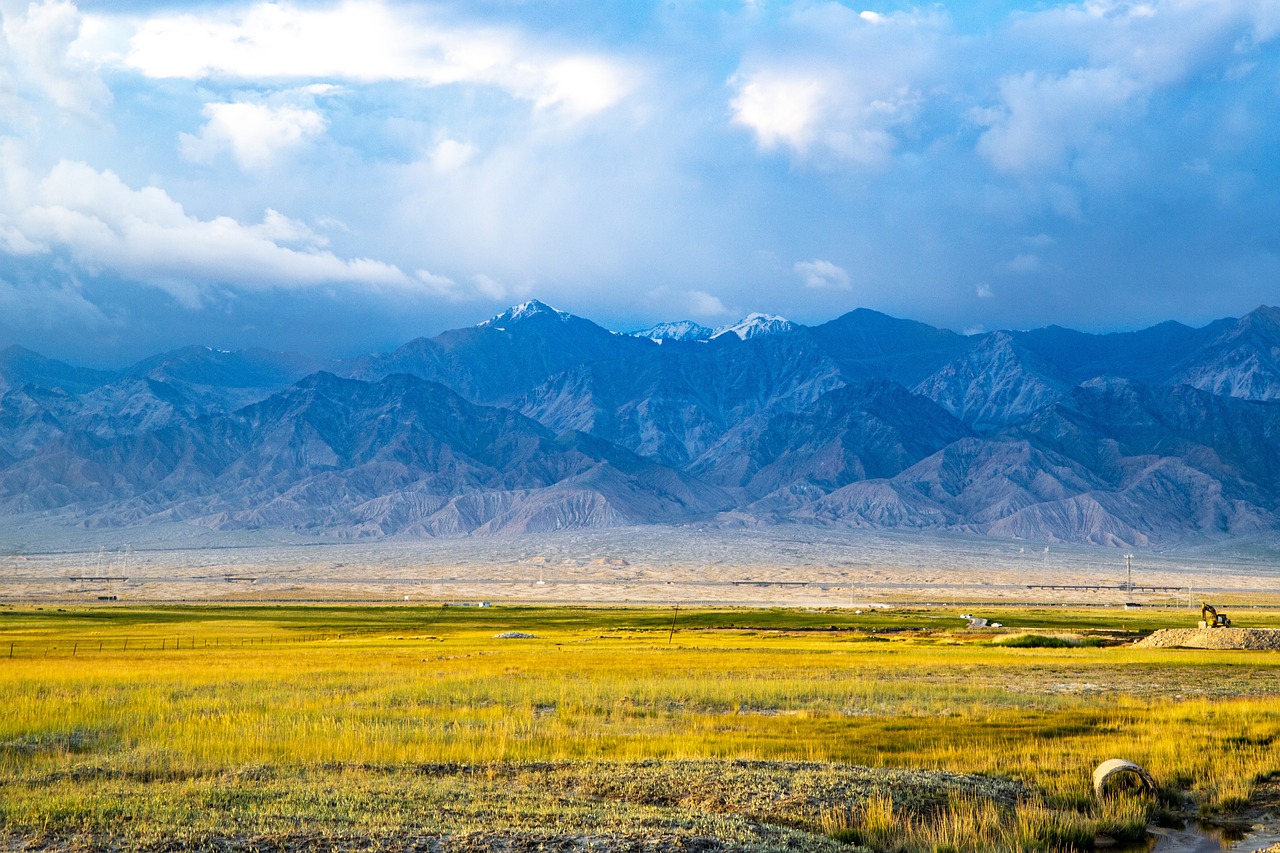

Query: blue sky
[1,0,1278,365]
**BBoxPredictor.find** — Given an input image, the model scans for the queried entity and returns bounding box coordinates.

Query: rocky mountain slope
[0,372,729,536]
[3,301,1279,545]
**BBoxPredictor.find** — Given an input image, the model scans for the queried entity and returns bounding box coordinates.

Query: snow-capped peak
[479,300,572,330]
[631,320,714,342]
[711,313,798,341]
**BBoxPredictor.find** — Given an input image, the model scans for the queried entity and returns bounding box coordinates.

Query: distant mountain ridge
[3,302,1279,546]
[631,320,714,342]
[631,311,797,342]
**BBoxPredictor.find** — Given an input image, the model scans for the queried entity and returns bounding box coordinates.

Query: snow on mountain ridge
[711,313,798,340]
[478,300,572,330]
[628,313,798,342]
[631,320,715,342]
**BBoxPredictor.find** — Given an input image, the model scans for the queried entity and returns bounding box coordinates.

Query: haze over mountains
[3,301,1280,547]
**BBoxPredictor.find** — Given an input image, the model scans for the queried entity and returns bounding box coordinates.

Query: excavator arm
[1201,603,1231,628]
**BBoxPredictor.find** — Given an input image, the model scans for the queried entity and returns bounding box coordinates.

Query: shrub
[995,634,1078,648]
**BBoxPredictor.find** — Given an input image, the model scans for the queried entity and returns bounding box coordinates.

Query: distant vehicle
[1200,603,1231,628]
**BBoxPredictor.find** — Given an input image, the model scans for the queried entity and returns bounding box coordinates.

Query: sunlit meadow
[2,604,1278,851]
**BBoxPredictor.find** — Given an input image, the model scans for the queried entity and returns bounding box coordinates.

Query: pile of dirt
[1134,628,1280,650]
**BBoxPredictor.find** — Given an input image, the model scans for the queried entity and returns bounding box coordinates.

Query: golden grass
[1,604,1278,850]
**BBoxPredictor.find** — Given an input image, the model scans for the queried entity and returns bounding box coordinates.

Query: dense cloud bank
[1,0,1279,363]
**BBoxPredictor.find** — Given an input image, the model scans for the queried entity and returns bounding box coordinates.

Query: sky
[1,0,1278,366]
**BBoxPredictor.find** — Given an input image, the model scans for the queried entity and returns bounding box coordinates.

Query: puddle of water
[1141,817,1280,852]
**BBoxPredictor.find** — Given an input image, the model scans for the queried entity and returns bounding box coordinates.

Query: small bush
[995,634,1078,648]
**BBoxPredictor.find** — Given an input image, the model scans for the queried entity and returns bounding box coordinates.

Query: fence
[1,632,369,659]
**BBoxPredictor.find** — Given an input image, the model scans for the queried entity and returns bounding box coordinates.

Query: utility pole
[1125,554,1133,591]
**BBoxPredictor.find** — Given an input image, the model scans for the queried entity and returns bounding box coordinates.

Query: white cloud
[115,1,635,119]
[641,286,732,320]
[1,0,110,117]
[250,208,330,247]
[976,0,1280,177]
[729,73,825,152]
[729,66,913,166]
[0,219,46,254]
[687,290,730,318]
[415,268,461,300]
[313,216,350,234]
[976,67,1142,175]
[3,158,413,305]
[1003,253,1042,274]
[429,138,477,173]
[536,56,632,116]
[975,283,993,298]
[726,0,1280,179]
[793,258,851,290]
[416,269,533,303]
[180,101,327,171]
[728,6,943,166]
[471,273,510,300]
[1013,0,1280,85]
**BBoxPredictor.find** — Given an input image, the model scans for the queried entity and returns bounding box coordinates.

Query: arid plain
[4,524,1278,608]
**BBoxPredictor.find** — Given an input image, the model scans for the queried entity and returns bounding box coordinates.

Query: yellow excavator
[1200,603,1231,629]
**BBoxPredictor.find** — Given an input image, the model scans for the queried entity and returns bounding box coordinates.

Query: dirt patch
[1134,628,1280,650]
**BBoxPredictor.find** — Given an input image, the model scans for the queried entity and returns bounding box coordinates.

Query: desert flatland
[4,525,1279,607]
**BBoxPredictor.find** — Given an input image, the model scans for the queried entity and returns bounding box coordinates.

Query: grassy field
[2,603,1279,851]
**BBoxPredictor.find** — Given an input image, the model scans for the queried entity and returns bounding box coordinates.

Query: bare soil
[4,524,1279,607]
[1134,628,1280,650]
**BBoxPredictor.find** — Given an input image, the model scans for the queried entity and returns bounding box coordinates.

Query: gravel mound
[1134,628,1280,650]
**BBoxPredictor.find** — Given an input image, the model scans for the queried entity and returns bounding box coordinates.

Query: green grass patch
[993,634,1106,648]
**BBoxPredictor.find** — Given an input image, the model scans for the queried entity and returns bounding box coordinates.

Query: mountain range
[3,300,1280,546]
